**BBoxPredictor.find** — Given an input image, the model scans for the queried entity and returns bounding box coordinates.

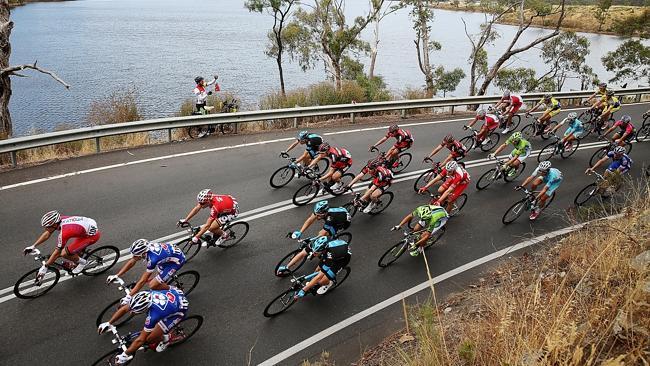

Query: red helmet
[318,142,331,153]
[443,134,454,143]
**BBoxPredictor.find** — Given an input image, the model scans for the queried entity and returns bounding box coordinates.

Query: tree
[495,67,556,93]
[0,0,69,139]
[601,39,650,85]
[537,31,590,91]
[594,0,612,32]
[433,66,465,97]
[289,0,380,91]
[245,0,299,97]
[403,0,442,97]
[367,0,404,79]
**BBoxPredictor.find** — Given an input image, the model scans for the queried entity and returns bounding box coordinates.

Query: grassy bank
[340,183,650,366]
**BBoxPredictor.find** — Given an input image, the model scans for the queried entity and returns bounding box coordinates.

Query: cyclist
[345,158,394,213]
[369,124,414,168]
[599,91,621,127]
[517,161,563,221]
[193,75,218,114]
[106,239,186,306]
[418,160,470,213]
[545,112,584,151]
[464,109,499,148]
[489,131,531,178]
[282,130,323,167]
[526,94,562,130]
[391,204,449,257]
[23,211,100,278]
[585,82,608,107]
[424,134,467,165]
[278,201,350,275]
[177,189,239,248]
[294,236,351,298]
[308,142,353,193]
[495,90,523,134]
[98,288,189,362]
[601,115,636,147]
[586,146,632,178]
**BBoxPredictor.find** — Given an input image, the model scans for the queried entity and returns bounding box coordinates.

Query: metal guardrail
[1,88,649,166]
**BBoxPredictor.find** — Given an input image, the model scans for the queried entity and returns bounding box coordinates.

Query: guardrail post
[450,105,455,115]
[167,128,172,143]
[401,109,406,119]
[636,93,642,103]
[95,137,101,153]
[10,151,17,167]
[350,112,355,124]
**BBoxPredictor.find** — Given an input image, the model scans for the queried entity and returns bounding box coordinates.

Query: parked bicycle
[458,126,500,151]
[292,168,354,206]
[370,146,412,174]
[263,267,351,317]
[536,134,580,162]
[574,171,622,207]
[520,116,557,140]
[176,221,250,262]
[269,152,329,188]
[188,99,240,139]
[274,232,352,278]
[14,247,120,299]
[342,191,394,217]
[502,187,556,224]
[377,228,446,268]
[589,137,633,167]
[475,159,527,190]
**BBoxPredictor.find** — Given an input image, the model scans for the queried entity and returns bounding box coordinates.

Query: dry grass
[345,183,650,366]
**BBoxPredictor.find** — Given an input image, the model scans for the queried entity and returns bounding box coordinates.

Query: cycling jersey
[387,129,414,149]
[607,97,621,109]
[606,151,632,173]
[56,216,100,253]
[541,97,561,111]
[531,167,563,196]
[371,166,393,187]
[325,147,353,170]
[145,242,186,283]
[319,239,351,281]
[144,288,188,333]
[302,133,323,158]
[209,195,239,222]
[613,120,635,136]
[322,207,351,236]
[193,79,216,104]
[443,140,467,158]
[564,118,585,138]
[505,136,531,156]
[440,166,470,186]
[483,114,499,130]
[412,205,449,232]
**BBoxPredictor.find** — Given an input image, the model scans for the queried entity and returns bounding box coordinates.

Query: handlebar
[369,146,379,153]
[280,152,290,159]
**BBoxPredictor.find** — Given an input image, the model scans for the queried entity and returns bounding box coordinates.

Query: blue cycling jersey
[531,167,563,185]
[144,288,188,332]
[145,242,186,272]
[567,118,583,130]
[606,151,633,170]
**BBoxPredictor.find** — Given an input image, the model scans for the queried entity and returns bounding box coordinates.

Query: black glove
[208,91,213,96]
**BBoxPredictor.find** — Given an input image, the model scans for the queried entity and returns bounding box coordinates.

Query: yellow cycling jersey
[606,96,620,108]
[541,97,561,110]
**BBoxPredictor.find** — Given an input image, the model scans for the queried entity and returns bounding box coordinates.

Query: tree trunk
[369,18,379,79]
[1,0,13,139]
[333,60,342,91]
[276,41,286,97]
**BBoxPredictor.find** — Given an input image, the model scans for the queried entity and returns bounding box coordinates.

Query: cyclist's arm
[205,77,217,87]
[535,185,550,201]
[299,214,318,234]
[285,140,299,152]
[528,101,542,113]
[125,327,150,356]
[466,117,479,128]
[588,156,608,172]
[422,174,443,190]
[32,230,53,248]
[372,136,389,148]
[112,257,139,278]
[182,204,202,223]
[347,172,365,187]
[492,143,506,156]
[426,144,443,159]
[106,304,131,327]
[396,213,414,229]
[618,129,632,142]
[128,271,154,296]
[602,125,615,137]
[193,216,215,241]
[520,175,534,188]
[550,119,566,133]
[308,154,323,168]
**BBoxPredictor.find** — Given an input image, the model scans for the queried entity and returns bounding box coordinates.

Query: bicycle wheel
[581,120,594,139]
[342,201,359,218]
[423,226,446,249]
[293,182,320,206]
[170,270,200,295]
[636,122,650,142]
[480,133,500,152]
[589,147,608,167]
[218,221,249,248]
[274,249,306,277]
[269,166,296,188]
[449,194,467,217]
[263,288,298,317]
[476,168,498,190]
[378,241,408,268]
[96,298,135,327]
[413,169,436,193]
[13,266,61,299]
[91,349,123,366]
[391,153,412,174]
[82,246,120,276]
[188,126,206,139]
[177,238,201,262]
[502,198,528,224]
[521,124,536,139]
[329,266,351,291]
[510,115,521,130]
[574,183,597,206]
[542,121,558,140]
[167,315,204,347]
[504,162,526,182]
[220,123,234,134]
[458,135,475,150]
[560,139,580,158]
[537,142,557,163]
[315,159,330,177]
[369,191,394,215]
[330,173,354,196]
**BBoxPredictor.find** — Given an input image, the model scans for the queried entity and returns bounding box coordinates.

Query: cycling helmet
[318,142,330,153]
[443,134,454,143]
[511,131,522,141]
[367,159,379,170]
[130,239,149,257]
[543,93,552,101]
[129,291,152,314]
[538,161,551,172]
[313,200,329,215]
[606,90,615,97]
[613,146,626,155]
[598,82,607,88]
[503,90,511,98]
[445,161,458,173]
[297,130,308,141]
[476,109,486,118]
[568,112,577,120]
[196,189,213,204]
[388,124,399,133]
[41,210,61,228]
[621,115,631,124]
[310,236,329,252]
[194,76,204,84]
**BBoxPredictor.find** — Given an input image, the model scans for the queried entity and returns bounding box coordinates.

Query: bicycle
[574,171,622,207]
[96,273,200,327]
[536,133,580,163]
[412,158,466,193]
[263,266,351,317]
[377,227,446,268]
[492,108,521,131]
[580,107,615,138]
[589,137,633,167]
[92,313,204,365]
[416,190,467,218]
[370,146,412,174]
[502,187,556,224]
[188,99,239,139]
[520,115,557,140]
[14,246,120,299]
[341,190,394,217]
[176,221,250,262]
[459,126,500,152]
[635,111,650,142]
[274,232,352,277]
[269,152,329,188]
[475,158,526,190]
[292,168,354,206]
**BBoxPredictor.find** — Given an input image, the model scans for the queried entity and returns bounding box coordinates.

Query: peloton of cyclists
[294,236,351,298]
[391,204,449,257]
[369,124,414,168]
[517,161,563,220]
[178,189,239,247]
[345,158,394,213]
[282,130,323,167]
[494,90,523,134]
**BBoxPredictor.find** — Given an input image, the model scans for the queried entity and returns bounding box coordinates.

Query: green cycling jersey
[505,136,531,156]
[412,205,449,232]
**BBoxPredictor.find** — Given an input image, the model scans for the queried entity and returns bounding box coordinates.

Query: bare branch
[1,61,71,89]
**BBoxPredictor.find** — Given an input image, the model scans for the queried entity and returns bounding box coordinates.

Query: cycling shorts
[545,108,562,117]
[217,213,238,225]
[441,180,468,201]
[331,163,352,174]
[564,126,584,138]
[155,262,183,284]
[484,120,499,131]
[607,161,631,174]
[509,147,531,162]
[157,311,187,333]
[509,102,523,114]
[369,181,390,193]
[65,231,101,255]
[393,141,412,151]
[321,254,350,282]
[544,178,562,197]
[614,131,635,142]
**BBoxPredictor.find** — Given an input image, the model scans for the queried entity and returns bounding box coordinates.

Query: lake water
[8,0,642,136]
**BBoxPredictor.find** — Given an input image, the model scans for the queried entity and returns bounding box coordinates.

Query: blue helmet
[297,131,309,141]
[310,236,329,252]
[313,200,329,215]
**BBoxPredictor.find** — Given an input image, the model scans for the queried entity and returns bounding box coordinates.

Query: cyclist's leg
[541,179,561,208]
[331,169,343,184]
[369,185,384,202]
[207,220,224,238]
[286,248,309,269]
[478,125,489,142]
[150,263,181,290]
[63,232,101,262]
[361,185,377,201]
[296,150,311,165]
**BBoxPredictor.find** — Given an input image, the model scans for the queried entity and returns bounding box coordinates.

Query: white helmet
[476,109,486,118]
[538,161,552,171]
[445,161,458,173]
[41,210,61,228]
[129,239,149,257]
[197,189,213,204]
[129,291,152,314]
[568,112,577,120]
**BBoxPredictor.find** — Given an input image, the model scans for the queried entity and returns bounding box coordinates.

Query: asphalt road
[0,104,648,365]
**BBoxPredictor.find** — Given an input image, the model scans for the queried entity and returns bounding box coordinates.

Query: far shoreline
[9,0,75,8]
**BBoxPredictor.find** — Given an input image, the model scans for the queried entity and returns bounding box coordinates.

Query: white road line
[3,102,646,192]
[257,213,623,366]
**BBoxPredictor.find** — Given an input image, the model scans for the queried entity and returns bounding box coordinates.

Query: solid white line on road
[3,102,646,192]
[257,213,623,366]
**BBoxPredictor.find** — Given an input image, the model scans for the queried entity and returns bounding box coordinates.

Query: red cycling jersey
[56,216,101,254]
[442,140,467,158]
[326,147,353,169]
[371,166,393,187]
[209,194,238,220]
[387,129,414,149]
[483,114,499,130]
[613,120,635,135]
[440,166,470,186]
